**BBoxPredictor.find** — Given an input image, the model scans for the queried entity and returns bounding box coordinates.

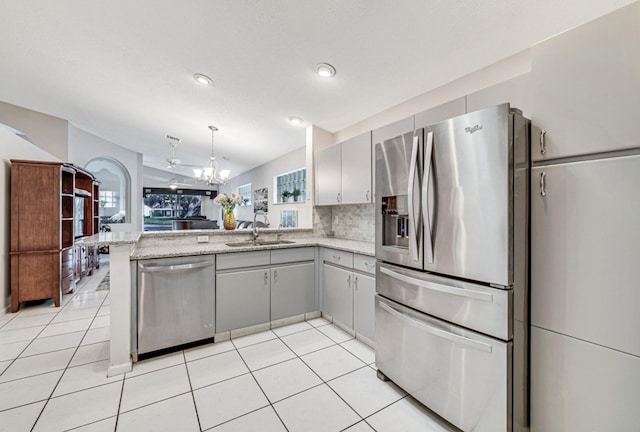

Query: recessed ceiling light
[193,73,213,86]
[316,63,336,78]
[288,116,304,126]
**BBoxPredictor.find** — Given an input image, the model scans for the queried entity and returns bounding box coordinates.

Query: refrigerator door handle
[379,301,493,353]
[407,134,420,262]
[380,266,494,302]
[423,130,434,263]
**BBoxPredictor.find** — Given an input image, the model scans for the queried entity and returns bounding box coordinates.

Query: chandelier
[193,125,230,185]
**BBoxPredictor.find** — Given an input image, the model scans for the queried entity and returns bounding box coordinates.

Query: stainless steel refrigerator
[374,103,530,431]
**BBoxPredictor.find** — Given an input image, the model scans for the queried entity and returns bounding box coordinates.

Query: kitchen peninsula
[77,229,375,377]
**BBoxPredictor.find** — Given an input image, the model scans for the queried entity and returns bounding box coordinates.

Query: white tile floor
[0,260,456,432]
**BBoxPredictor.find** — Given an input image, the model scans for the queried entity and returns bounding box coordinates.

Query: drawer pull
[540,172,546,197]
[379,301,492,353]
[380,266,493,302]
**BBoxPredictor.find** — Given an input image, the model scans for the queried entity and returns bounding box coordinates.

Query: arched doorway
[85,157,131,225]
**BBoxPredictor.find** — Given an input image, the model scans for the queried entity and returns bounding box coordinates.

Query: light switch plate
[196,235,209,243]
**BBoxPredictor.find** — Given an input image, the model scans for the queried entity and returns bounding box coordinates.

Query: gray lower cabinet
[271,262,315,321]
[216,268,270,332]
[353,272,375,341]
[321,248,376,342]
[322,263,353,328]
[216,247,316,333]
[530,326,640,431]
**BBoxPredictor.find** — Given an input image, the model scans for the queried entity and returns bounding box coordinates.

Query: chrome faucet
[252,210,269,242]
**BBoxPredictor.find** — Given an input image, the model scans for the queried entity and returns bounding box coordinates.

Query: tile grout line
[268,323,369,428]
[25,272,110,431]
[181,349,205,432]
[270,323,392,432]
[219,340,291,432]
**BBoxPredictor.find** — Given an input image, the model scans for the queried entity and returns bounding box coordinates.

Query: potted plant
[292,188,302,202]
[213,193,243,230]
[281,190,292,202]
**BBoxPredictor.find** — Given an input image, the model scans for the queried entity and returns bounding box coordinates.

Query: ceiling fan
[164,135,193,189]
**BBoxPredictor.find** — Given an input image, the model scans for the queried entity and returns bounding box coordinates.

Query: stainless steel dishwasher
[137,255,215,356]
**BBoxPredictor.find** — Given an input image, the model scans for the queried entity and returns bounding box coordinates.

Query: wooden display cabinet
[10,160,100,312]
[10,161,75,312]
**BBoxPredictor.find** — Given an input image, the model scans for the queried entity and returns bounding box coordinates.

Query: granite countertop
[131,236,374,260]
[75,231,142,246]
[76,230,374,260]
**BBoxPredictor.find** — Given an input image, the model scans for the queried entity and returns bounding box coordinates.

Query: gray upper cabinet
[466,74,531,116]
[414,97,466,129]
[371,116,413,146]
[531,2,640,161]
[341,132,372,204]
[315,143,341,205]
[315,132,372,205]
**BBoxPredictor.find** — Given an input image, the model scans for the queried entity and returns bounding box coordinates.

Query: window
[85,158,130,224]
[275,168,306,203]
[142,187,215,231]
[237,183,252,206]
[99,191,119,208]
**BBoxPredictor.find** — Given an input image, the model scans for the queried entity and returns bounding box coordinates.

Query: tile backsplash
[313,203,375,242]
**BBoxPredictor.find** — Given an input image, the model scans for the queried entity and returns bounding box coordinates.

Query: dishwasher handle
[138,260,215,273]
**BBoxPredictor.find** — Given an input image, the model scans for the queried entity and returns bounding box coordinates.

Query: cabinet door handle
[337,192,341,203]
[273,270,278,283]
[540,172,546,197]
[347,274,351,288]
[332,255,341,261]
[264,271,269,285]
[540,129,547,155]
[366,190,370,201]
[354,275,358,290]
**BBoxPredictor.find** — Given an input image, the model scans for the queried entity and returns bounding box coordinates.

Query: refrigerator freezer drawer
[376,296,511,432]
[377,262,512,340]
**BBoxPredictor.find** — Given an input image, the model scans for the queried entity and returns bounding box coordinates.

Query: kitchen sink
[225,239,296,247]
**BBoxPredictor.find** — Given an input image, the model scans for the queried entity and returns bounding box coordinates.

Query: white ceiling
[0,0,634,179]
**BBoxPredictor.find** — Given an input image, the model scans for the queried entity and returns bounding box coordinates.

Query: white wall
[0,127,60,314]
[219,146,310,228]
[68,125,143,232]
[333,49,531,144]
[0,101,69,161]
